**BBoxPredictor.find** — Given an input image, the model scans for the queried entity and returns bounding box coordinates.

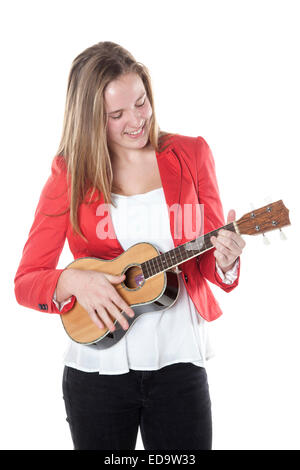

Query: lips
[125,122,145,134]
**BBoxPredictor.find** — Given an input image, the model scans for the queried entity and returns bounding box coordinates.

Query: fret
[153,256,158,275]
[177,246,184,263]
[182,244,189,261]
[148,260,152,277]
[173,247,179,266]
[154,257,158,274]
[167,250,173,269]
[146,261,150,278]
[142,261,148,279]
[171,249,177,264]
[145,259,150,278]
[154,254,160,274]
[160,253,166,270]
[178,245,184,264]
[146,261,151,278]
[149,257,155,276]
[177,245,183,264]
[182,243,191,261]
[143,260,149,278]
[169,248,174,267]
[183,245,189,262]
[161,252,168,270]
[203,233,211,248]
[170,248,176,267]
[157,255,162,273]
[156,255,161,272]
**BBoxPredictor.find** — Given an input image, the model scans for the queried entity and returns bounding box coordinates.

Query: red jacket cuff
[214,256,241,292]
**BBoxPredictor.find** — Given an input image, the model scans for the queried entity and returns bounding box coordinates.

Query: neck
[109,141,153,166]
[141,222,237,279]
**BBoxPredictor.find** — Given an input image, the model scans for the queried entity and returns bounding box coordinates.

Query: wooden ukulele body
[61,242,180,349]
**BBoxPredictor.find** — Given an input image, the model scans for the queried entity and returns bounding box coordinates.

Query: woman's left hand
[210,209,246,274]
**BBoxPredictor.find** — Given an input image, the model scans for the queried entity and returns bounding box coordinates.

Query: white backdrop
[1,0,299,450]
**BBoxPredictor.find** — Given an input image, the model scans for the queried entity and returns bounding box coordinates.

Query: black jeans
[62,362,212,450]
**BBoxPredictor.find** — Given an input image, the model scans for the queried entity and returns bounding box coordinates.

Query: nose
[127,109,143,129]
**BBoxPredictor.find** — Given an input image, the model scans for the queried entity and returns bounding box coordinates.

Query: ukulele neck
[141,222,238,279]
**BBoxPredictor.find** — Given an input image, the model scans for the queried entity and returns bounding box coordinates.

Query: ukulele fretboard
[141,222,236,279]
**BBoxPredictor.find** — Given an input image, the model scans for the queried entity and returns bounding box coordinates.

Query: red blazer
[14,134,240,322]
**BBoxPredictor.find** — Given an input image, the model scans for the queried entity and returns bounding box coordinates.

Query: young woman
[14,41,246,450]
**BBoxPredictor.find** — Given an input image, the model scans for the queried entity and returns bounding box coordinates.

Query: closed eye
[111,99,146,120]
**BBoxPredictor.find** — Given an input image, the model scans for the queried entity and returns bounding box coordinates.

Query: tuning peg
[262,233,270,245]
[279,229,287,241]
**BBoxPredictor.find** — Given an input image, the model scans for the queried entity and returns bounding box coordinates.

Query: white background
[1,0,299,450]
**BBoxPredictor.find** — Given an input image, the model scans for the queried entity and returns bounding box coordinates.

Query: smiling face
[104,72,153,158]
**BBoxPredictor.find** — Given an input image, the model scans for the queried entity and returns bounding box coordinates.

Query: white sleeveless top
[61,187,237,375]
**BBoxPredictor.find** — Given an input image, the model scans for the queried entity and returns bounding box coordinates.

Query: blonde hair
[52,41,175,242]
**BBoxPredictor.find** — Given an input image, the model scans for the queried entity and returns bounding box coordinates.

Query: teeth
[126,124,144,135]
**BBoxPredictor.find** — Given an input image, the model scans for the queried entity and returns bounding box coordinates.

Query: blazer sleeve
[195,136,241,292]
[14,155,76,314]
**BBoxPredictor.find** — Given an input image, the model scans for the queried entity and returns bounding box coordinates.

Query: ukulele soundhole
[123,265,145,289]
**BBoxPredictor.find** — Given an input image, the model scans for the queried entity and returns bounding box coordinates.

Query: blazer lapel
[157,146,201,247]
[156,147,182,242]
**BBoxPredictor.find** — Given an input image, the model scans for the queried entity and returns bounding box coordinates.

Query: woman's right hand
[56,269,135,332]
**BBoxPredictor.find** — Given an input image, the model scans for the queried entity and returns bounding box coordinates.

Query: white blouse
[55,187,238,375]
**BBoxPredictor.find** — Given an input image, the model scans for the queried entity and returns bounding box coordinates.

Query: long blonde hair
[52,41,175,242]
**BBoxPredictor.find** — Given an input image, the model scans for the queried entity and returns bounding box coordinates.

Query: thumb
[227,209,236,223]
[105,273,125,283]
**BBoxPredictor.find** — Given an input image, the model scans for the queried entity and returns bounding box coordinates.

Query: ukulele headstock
[236,200,291,236]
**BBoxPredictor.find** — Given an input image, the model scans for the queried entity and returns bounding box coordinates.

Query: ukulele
[61,200,291,349]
